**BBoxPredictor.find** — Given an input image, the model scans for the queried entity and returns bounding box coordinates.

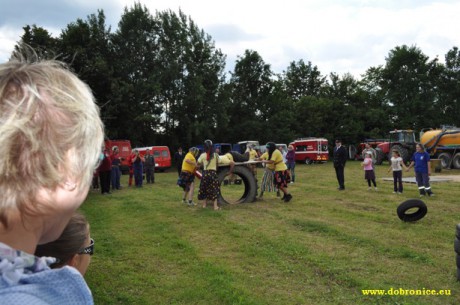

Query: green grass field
[81,162,460,305]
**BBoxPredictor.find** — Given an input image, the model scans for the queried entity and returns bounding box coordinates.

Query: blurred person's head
[35,212,93,275]
[189,147,200,158]
[0,58,104,246]
[335,139,342,147]
[416,143,425,152]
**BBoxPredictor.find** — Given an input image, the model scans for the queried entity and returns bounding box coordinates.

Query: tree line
[12,3,460,149]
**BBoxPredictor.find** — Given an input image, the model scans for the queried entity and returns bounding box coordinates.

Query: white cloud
[1,0,459,77]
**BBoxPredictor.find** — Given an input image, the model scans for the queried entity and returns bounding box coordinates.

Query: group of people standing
[176,141,295,210]
[333,140,434,196]
[94,147,155,194]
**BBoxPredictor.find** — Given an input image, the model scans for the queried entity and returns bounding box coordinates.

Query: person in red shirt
[110,146,122,190]
[98,148,112,194]
[127,151,136,186]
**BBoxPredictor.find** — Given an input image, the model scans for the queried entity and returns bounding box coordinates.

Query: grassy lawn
[81,162,460,305]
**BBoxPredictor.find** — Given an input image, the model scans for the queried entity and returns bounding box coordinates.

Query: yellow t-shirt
[182,152,196,172]
[260,152,275,170]
[271,149,287,171]
[198,152,218,171]
[249,150,258,161]
[218,153,233,165]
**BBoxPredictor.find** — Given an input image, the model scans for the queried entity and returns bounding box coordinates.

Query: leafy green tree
[283,59,327,100]
[228,50,274,142]
[153,9,227,148]
[12,25,59,60]
[438,46,460,126]
[59,10,113,122]
[110,3,162,145]
[380,45,443,130]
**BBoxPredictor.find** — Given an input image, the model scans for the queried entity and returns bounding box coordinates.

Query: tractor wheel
[217,165,257,205]
[348,145,357,160]
[438,152,452,169]
[304,158,312,165]
[392,145,410,164]
[456,223,460,239]
[452,153,460,169]
[375,148,385,165]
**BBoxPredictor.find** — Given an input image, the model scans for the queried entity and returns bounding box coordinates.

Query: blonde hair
[0,59,104,226]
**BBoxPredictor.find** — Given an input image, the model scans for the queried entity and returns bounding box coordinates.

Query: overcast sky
[1,0,459,77]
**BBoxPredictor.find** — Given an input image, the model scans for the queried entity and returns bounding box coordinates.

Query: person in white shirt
[387,150,407,194]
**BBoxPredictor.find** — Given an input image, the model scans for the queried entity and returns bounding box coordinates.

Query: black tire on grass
[375,148,385,165]
[217,165,257,205]
[396,199,428,222]
[457,268,460,281]
[455,238,460,255]
[456,255,460,269]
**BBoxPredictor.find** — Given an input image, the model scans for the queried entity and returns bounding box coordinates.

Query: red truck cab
[104,139,132,174]
[134,146,172,172]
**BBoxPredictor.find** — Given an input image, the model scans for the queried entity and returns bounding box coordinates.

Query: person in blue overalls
[132,149,144,187]
[407,143,434,196]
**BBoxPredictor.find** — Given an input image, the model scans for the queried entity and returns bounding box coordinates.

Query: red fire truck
[289,138,329,164]
[134,146,172,172]
[104,139,132,174]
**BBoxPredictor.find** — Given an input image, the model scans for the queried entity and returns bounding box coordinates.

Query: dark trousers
[287,162,296,182]
[100,170,111,194]
[367,179,376,187]
[177,166,181,177]
[134,164,143,187]
[393,170,403,193]
[415,172,432,195]
[335,166,345,189]
[111,166,121,190]
[146,166,155,183]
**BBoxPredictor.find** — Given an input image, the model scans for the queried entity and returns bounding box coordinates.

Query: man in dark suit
[333,139,347,190]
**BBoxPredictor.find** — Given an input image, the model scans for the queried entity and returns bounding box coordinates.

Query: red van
[105,139,132,174]
[289,138,329,164]
[134,146,172,172]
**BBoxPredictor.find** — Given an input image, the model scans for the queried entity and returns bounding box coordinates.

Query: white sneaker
[374,187,378,191]
[368,187,372,191]
[392,191,397,194]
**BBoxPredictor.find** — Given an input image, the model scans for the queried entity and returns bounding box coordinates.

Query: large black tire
[457,268,460,281]
[375,147,385,165]
[217,165,257,205]
[452,153,460,169]
[456,223,460,239]
[438,152,452,169]
[455,238,460,255]
[397,199,428,222]
[392,145,410,164]
[456,254,460,268]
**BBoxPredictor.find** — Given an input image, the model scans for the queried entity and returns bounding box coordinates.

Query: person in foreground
[35,213,94,276]
[0,58,104,304]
